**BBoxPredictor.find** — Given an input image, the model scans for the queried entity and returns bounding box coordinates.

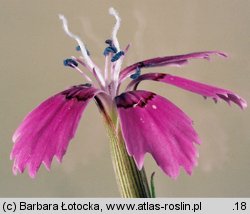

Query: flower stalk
[98,99,151,197]
[106,119,151,198]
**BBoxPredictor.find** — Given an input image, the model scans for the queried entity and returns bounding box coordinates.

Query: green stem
[106,122,151,198]
[95,96,151,198]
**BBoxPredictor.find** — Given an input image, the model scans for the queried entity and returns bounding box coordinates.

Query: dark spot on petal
[80,83,92,88]
[152,73,166,81]
[115,91,156,109]
[138,61,145,68]
[61,84,95,101]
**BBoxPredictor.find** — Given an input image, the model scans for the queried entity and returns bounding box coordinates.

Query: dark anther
[63,58,78,68]
[103,39,118,56]
[103,46,118,56]
[130,67,141,79]
[76,45,90,56]
[105,39,113,46]
[111,51,124,62]
[86,49,90,56]
[76,45,81,51]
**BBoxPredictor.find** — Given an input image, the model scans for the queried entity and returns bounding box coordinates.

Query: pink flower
[11,8,247,178]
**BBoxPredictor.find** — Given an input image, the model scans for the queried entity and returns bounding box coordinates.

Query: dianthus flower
[11,8,247,197]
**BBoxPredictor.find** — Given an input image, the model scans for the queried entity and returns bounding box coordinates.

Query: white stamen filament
[72,65,93,82]
[109,7,123,91]
[71,56,86,67]
[59,14,105,86]
[109,7,121,51]
[59,9,127,97]
[59,15,92,68]
[113,57,123,81]
[104,56,109,82]
[113,44,130,91]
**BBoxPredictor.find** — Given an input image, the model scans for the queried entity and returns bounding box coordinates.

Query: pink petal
[119,51,227,81]
[115,90,200,179]
[11,84,100,178]
[127,73,247,109]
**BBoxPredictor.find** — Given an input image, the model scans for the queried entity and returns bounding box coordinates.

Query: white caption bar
[0,198,249,214]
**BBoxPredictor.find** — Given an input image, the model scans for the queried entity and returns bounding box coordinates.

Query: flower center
[60,8,141,98]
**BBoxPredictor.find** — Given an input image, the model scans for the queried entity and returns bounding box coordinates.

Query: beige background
[0,0,249,197]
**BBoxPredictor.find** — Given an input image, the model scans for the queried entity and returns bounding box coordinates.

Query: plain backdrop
[0,0,249,197]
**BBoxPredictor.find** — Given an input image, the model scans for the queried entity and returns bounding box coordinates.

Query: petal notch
[127,73,247,109]
[11,84,99,177]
